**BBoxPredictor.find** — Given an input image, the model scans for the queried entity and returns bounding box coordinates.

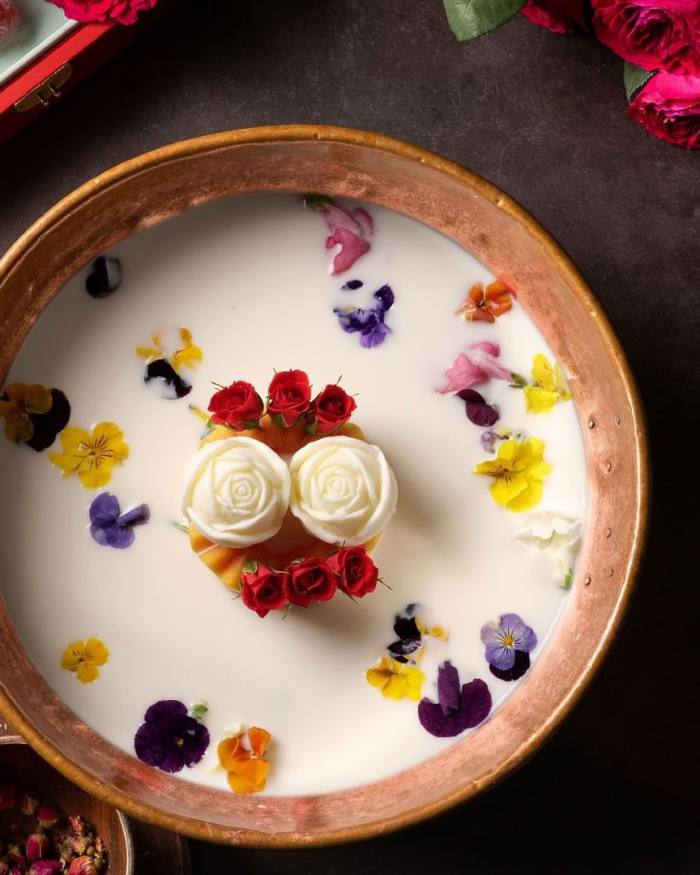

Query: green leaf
[242,559,258,574]
[190,702,208,721]
[443,0,526,42]
[624,63,655,102]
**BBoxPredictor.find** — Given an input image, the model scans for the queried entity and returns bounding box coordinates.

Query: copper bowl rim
[0,124,649,847]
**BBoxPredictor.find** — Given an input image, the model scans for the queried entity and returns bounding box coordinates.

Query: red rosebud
[207,381,263,430]
[68,857,99,875]
[44,0,157,27]
[25,832,50,862]
[308,384,357,435]
[36,801,60,828]
[287,558,337,607]
[18,787,39,815]
[520,0,586,33]
[6,844,24,867]
[327,547,379,598]
[267,370,311,427]
[28,862,63,875]
[240,564,289,618]
[628,71,700,149]
[0,861,8,875]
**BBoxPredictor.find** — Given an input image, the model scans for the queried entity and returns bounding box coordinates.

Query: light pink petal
[470,340,501,357]
[321,205,364,236]
[351,208,374,237]
[437,353,487,394]
[468,344,514,382]
[326,229,371,275]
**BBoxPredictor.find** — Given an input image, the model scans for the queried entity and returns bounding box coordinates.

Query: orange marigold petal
[247,727,271,758]
[217,736,248,769]
[227,759,269,794]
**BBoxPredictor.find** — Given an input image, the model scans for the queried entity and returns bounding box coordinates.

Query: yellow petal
[531,354,556,392]
[75,662,100,683]
[78,464,114,490]
[4,415,33,443]
[25,385,52,415]
[366,667,390,690]
[473,459,503,477]
[491,472,529,508]
[402,666,426,701]
[83,638,109,666]
[497,439,520,463]
[57,426,91,453]
[507,479,544,513]
[524,386,558,414]
[61,642,85,671]
[553,364,572,400]
[382,674,409,700]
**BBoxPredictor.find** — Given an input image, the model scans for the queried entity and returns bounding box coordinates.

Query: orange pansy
[456,280,514,323]
[217,727,272,795]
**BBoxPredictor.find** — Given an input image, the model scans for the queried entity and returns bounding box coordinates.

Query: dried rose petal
[17,787,39,815]
[36,801,60,828]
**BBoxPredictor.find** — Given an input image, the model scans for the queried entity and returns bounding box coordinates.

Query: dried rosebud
[10,867,24,875]
[0,862,8,875]
[25,831,50,862]
[0,782,16,810]
[68,857,99,875]
[6,843,25,867]
[69,834,90,855]
[28,862,63,875]
[36,801,60,828]
[68,815,86,837]
[18,787,39,816]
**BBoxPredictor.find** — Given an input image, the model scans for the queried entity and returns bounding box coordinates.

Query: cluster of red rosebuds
[241,546,379,618]
[0,785,105,875]
[208,369,357,435]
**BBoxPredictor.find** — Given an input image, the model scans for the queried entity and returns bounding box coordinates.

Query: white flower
[515,511,582,588]
[182,436,290,548]
[289,435,398,545]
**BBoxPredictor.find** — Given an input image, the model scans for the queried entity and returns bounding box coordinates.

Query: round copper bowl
[0,125,648,847]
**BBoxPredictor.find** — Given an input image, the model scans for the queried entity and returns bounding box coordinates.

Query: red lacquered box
[0,1,173,143]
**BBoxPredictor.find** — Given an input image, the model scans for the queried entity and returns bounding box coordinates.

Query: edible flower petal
[89,492,150,549]
[366,656,426,701]
[217,727,271,794]
[480,613,537,675]
[333,283,395,348]
[473,437,551,512]
[438,342,521,394]
[49,422,129,489]
[523,353,572,413]
[456,279,515,323]
[418,661,492,737]
[0,383,52,443]
[457,388,499,427]
[134,700,210,773]
[61,638,109,683]
[515,511,582,588]
[306,194,373,274]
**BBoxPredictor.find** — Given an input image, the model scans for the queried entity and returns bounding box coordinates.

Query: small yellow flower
[474,438,552,513]
[48,421,129,489]
[0,383,52,443]
[61,638,109,684]
[137,327,202,373]
[523,354,571,414]
[366,657,426,701]
[416,620,449,641]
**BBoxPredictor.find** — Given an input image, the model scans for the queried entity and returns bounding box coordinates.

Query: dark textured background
[1,1,699,872]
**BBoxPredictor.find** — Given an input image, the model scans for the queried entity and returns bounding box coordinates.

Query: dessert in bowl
[0,126,647,845]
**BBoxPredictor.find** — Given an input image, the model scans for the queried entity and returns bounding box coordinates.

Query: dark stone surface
[1,1,699,872]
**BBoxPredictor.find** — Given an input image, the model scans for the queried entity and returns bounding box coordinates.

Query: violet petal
[25,389,71,452]
[144,699,188,724]
[418,677,492,737]
[484,640,516,671]
[457,388,485,404]
[342,279,364,290]
[104,524,136,550]
[489,650,531,682]
[465,401,499,427]
[89,493,120,527]
[145,359,192,400]
[118,503,151,528]
[373,284,395,312]
[437,661,460,715]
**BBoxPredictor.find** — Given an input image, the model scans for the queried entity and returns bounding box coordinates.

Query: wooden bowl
[0,720,134,871]
[0,126,648,847]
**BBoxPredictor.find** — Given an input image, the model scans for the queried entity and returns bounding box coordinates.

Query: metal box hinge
[14,63,73,113]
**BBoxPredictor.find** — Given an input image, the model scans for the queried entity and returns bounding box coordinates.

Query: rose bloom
[208,381,263,430]
[310,384,357,434]
[241,565,289,618]
[267,369,312,427]
[628,71,700,147]
[521,0,586,33]
[46,0,157,24]
[591,0,700,75]
[287,558,337,607]
[328,547,379,597]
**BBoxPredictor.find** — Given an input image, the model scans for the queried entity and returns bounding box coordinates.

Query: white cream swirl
[182,436,291,548]
[289,436,398,545]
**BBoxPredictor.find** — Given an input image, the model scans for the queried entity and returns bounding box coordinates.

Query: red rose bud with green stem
[287,558,337,607]
[208,380,264,430]
[267,370,311,427]
[307,384,357,435]
[25,832,49,862]
[327,547,378,597]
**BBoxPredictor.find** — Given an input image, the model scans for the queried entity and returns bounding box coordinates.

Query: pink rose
[46,0,158,25]
[628,71,700,147]
[521,0,587,34]
[591,0,700,75]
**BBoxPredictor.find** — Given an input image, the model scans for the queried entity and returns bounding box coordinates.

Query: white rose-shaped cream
[289,436,398,545]
[182,436,291,548]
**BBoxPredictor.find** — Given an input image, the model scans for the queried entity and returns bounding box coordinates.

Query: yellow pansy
[474,438,552,513]
[417,620,449,641]
[48,421,129,489]
[137,327,202,373]
[0,383,52,443]
[366,657,426,701]
[61,638,109,684]
[523,354,572,414]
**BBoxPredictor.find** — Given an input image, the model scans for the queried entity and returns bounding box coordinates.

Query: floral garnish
[88,492,150,549]
[366,656,426,701]
[48,422,129,489]
[0,383,70,451]
[307,383,357,434]
[333,284,394,348]
[287,558,337,607]
[190,702,208,720]
[267,369,312,427]
[480,426,527,454]
[134,700,209,773]
[438,341,524,394]
[208,380,264,430]
[473,437,551,512]
[342,279,364,290]
[418,661,492,737]
[481,613,537,681]
[523,353,572,414]
[305,194,373,274]
[217,726,271,794]
[240,563,290,618]
[85,255,122,298]
[387,607,423,663]
[136,328,202,400]
[456,279,515,323]
[61,638,109,684]
[328,546,379,598]
[515,511,582,588]
[458,388,499,427]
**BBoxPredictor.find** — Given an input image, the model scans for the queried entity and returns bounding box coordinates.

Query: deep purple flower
[481,613,537,680]
[342,279,363,290]
[418,661,492,737]
[457,388,499,427]
[373,284,395,312]
[387,606,422,663]
[333,283,395,348]
[89,492,150,549]
[134,700,209,773]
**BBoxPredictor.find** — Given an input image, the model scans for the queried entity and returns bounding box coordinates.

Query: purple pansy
[334,284,395,348]
[387,604,422,663]
[134,700,209,773]
[342,279,364,290]
[457,388,499,427]
[418,661,492,737]
[480,613,537,682]
[89,492,150,549]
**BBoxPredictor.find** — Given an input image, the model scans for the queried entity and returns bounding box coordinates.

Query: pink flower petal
[468,344,514,382]
[326,229,371,275]
[321,204,364,236]
[352,207,374,237]
[437,341,511,394]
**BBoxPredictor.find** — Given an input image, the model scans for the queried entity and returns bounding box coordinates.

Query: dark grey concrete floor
[1,1,699,872]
